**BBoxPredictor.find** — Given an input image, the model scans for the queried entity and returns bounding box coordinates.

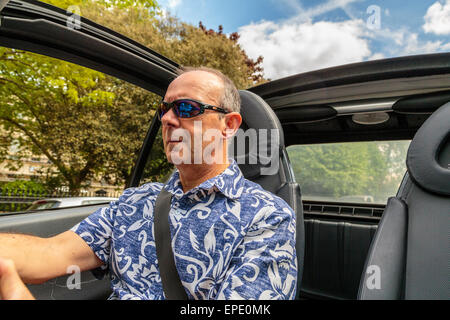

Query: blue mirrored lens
[176,101,200,118]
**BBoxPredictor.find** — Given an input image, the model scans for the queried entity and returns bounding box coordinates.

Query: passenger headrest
[406,102,450,196]
[228,90,285,179]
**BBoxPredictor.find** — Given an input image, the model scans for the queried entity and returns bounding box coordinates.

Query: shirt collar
[164,159,245,200]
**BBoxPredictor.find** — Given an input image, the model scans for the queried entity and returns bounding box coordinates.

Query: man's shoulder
[117,181,165,205]
[239,178,295,216]
[237,178,297,242]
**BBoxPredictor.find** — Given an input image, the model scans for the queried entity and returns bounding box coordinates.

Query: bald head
[175,66,241,114]
[165,70,224,108]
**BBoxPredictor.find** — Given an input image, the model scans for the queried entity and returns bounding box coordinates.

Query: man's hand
[0,258,35,300]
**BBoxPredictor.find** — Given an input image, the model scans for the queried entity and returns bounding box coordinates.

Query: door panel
[299,201,382,300]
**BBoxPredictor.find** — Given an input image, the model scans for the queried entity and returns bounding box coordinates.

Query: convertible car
[0,0,448,300]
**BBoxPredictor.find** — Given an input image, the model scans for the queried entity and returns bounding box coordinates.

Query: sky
[158,0,450,80]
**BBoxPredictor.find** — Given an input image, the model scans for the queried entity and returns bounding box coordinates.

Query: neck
[176,161,230,193]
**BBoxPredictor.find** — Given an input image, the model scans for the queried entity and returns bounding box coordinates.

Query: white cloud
[402,32,450,54]
[168,0,182,9]
[423,0,450,35]
[237,0,450,80]
[298,0,360,21]
[236,0,372,79]
[369,52,385,60]
[377,26,450,56]
[238,19,371,79]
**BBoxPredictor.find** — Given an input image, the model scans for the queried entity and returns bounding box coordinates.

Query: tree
[288,142,392,202]
[0,180,48,195]
[43,0,159,11]
[77,2,265,88]
[289,143,371,198]
[0,0,265,193]
[0,47,155,192]
[288,141,411,203]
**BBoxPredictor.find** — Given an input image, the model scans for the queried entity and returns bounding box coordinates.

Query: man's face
[161,71,227,166]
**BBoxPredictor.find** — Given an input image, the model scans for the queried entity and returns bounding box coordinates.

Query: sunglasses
[157,99,229,120]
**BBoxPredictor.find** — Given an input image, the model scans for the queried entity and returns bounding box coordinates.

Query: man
[0,67,297,300]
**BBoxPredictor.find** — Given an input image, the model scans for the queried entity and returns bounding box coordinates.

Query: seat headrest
[228,90,285,179]
[406,102,450,196]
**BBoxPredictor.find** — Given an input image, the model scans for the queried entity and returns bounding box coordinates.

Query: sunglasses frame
[158,98,229,120]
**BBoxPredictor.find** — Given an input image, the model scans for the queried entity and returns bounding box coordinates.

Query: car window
[287,140,411,204]
[0,46,161,214]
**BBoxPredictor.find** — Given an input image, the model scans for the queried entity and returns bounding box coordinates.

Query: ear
[222,112,242,139]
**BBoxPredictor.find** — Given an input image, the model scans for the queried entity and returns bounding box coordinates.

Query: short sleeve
[70,201,117,265]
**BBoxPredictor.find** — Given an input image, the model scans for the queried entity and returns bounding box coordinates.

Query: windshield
[287,140,411,204]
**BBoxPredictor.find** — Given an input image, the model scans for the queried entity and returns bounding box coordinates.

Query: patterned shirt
[71,159,297,300]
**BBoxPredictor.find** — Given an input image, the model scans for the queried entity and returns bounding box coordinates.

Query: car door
[0,0,178,299]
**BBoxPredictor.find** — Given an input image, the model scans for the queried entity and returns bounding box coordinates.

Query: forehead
[165,71,223,103]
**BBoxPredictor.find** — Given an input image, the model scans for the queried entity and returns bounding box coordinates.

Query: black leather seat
[229,90,305,298]
[358,102,450,299]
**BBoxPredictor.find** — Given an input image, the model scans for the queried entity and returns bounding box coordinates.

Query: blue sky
[158,0,450,80]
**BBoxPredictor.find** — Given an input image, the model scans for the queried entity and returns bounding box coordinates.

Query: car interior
[248,55,450,300]
[0,0,448,300]
[229,90,305,298]
[358,103,449,300]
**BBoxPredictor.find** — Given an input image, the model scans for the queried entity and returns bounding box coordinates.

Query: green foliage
[0,46,156,192]
[42,0,159,11]
[0,180,48,194]
[140,129,174,184]
[154,20,265,88]
[0,0,264,193]
[75,2,265,88]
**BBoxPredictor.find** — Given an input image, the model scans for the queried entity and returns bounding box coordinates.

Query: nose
[160,107,180,128]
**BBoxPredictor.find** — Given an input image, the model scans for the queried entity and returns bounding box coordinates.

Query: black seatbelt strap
[154,187,188,300]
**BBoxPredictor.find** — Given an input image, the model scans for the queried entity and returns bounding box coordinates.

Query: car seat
[230,90,305,298]
[358,102,450,299]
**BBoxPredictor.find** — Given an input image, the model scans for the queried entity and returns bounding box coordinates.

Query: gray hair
[176,66,241,114]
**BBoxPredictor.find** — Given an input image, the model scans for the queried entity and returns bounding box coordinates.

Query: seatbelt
[154,187,188,300]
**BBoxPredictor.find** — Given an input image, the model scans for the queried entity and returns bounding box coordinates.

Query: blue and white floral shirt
[71,160,297,300]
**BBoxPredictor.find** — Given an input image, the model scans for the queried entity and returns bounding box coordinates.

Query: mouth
[167,137,183,143]
[164,128,185,144]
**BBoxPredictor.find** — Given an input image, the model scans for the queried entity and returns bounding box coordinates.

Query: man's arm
[0,198,119,285]
[0,231,103,284]
[0,257,34,300]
